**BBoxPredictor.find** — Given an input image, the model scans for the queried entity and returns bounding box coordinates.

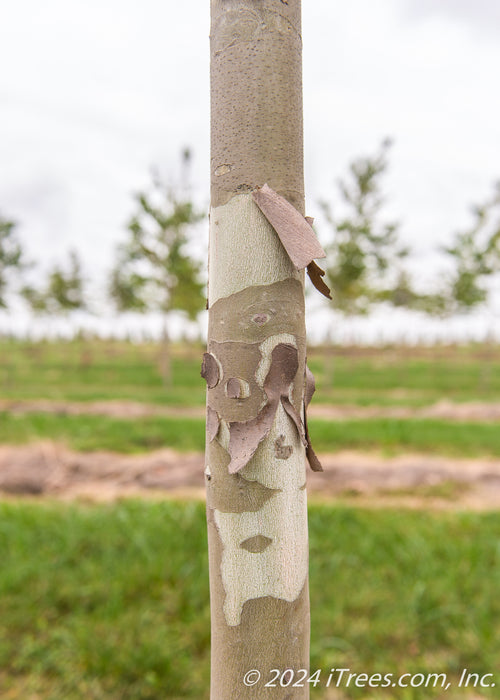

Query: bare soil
[2,398,500,422]
[1,442,500,510]
[2,398,499,509]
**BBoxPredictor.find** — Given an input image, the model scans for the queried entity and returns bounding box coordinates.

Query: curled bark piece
[227,403,276,474]
[201,352,220,388]
[252,184,325,270]
[304,363,316,408]
[206,406,220,443]
[307,261,332,300]
[281,396,307,447]
[304,364,323,472]
[306,442,323,472]
[225,377,250,399]
[263,342,298,393]
[227,343,304,474]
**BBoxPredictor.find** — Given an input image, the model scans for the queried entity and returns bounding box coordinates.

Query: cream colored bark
[206,1,310,697]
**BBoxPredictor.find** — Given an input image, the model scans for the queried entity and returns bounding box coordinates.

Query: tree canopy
[109,164,205,323]
[320,139,410,315]
[22,250,86,314]
[441,182,500,314]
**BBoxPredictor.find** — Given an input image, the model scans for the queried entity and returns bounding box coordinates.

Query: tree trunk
[158,315,171,386]
[205,1,310,697]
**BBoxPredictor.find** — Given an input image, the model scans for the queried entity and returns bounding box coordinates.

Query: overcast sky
[1,0,499,303]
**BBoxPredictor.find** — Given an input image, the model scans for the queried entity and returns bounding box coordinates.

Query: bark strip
[252,184,326,269]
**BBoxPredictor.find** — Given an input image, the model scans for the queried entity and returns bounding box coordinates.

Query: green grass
[1,339,500,407]
[0,340,206,405]
[0,500,498,698]
[310,417,500,457]
[2,411,500,458]
[307,348,500,405]
[1,339,500,459]
[0,412,206,453]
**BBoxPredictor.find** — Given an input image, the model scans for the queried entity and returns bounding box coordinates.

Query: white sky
[0,0,499,335]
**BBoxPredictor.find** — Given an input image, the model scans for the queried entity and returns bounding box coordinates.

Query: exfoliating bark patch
[306,260,332,300]
[203,341,265,423]
[205,437,280,514]
[227,343,307,474]
[252,184,332,300]
[304,363,323,472]
[208,277,305,344]
[252,184,325,269]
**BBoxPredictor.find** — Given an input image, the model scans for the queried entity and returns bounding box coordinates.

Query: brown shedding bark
[307,261,333,300]
[201,353,220,389]
[226,343,307,474]
[252,183,326,269]
[206,406,220,442]
[252,185,332,299]
[304,365,323,472]
[206,278,307,415]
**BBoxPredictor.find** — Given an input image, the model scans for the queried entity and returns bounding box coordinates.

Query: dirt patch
[309,400,500,422]
[1,442,500,510]
[2,398,500,422]
[0,399,205,419]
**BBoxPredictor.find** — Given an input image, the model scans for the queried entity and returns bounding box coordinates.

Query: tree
[440,182,500,314]
[204,1,324,696]
[321,139,411,314]
[22,250,86,314]
[109,156,205,382]
[0,214,24,309]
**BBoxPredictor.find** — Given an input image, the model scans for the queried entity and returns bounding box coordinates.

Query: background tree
[440,182,500,314]
[22,249,86,314]
[109,154,205,382]
[0,213,24,309]
[320,139,411,315]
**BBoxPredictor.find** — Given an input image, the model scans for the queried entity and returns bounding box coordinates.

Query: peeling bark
[225,342,308,474]
[252,184,325,270]
[306,260,332,300]
[206,406,220,442]
[304,365,323,472]
[201,353,221,389]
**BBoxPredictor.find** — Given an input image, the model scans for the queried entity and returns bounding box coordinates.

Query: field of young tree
[2,102,499,700]
[2,0,499,695]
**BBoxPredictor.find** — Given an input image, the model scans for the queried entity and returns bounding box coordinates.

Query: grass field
[2,411,500,458]
[0,500,498,699]
[1,338,500,460]
[1,339,500,406]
